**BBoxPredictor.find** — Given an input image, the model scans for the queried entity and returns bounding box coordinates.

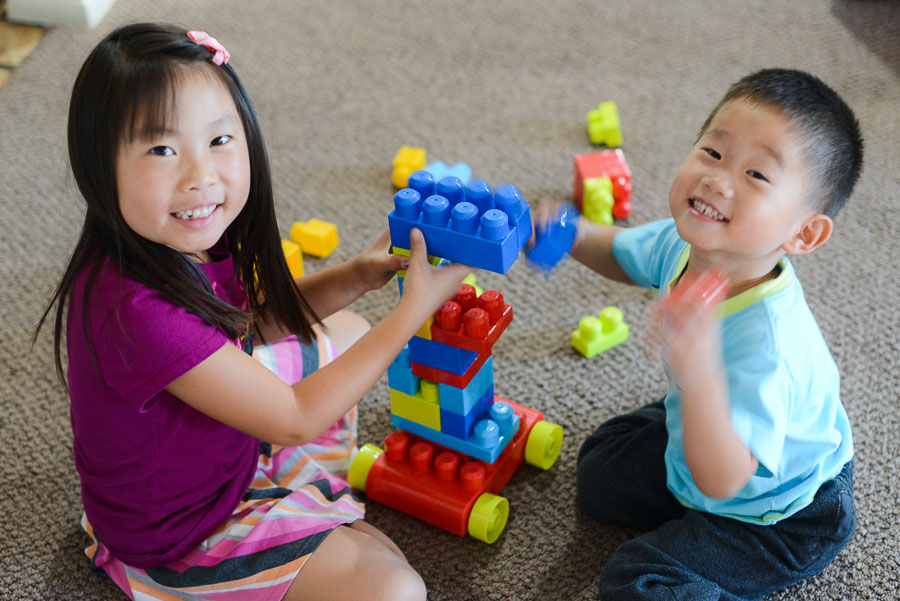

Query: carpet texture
[2,1,898,599]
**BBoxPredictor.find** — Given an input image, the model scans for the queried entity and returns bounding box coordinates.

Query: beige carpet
[2,1,898,599]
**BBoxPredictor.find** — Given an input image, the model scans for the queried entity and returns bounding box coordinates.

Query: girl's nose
[181,155,217,191]
[701,173,733,200]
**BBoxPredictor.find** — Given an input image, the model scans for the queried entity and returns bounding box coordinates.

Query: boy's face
[669,98,814,267]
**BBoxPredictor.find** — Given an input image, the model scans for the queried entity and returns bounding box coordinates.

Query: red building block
[429,285,514,355]
[411,351,490,388]
[352,399,544,539]
[574,149,633,219]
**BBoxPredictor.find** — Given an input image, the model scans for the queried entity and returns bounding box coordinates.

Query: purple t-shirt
[67,248,258,568]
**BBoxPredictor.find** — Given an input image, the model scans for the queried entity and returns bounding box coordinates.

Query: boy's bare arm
[570,219,633,284]
[661,277,758,498]
[679,366,758,499]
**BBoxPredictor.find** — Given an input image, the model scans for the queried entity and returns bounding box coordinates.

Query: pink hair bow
[187,30,230,66]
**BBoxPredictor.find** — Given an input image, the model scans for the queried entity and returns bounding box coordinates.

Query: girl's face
[116,69,250,262]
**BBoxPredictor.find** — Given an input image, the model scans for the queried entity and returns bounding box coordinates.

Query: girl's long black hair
[34,22,318,388]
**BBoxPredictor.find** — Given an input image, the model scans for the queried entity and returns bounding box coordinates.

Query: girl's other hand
[350,228,408,293]
[398,228,471,320]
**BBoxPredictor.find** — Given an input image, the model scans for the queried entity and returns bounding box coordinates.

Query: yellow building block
[390,245,444,278]
[583,177,613,225]
[414,315,434,341]
[587,101,623,147]
[281,239,304,279]
[389,379,441,430]
[392,146,427,188]
[290,219,339,258]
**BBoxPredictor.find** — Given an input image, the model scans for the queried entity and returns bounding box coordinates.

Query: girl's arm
[660,282,758,498]
[255,229,402,342]
[167,229,471,446]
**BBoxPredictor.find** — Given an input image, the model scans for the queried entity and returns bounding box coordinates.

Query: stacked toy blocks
[389,170,532,275]
[574,148,633,220]
[388,283,519,463]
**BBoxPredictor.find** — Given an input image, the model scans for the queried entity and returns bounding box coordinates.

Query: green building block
[587,101,623,147]
[572,306,629,358]
[583,177,613,225]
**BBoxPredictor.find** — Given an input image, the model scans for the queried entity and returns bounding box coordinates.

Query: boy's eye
[211,135,232,146]
[702,147,721,160]
[149,146,174,156]
[747,170,769,182]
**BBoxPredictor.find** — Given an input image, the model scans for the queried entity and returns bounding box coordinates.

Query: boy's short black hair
[700,68,864,218]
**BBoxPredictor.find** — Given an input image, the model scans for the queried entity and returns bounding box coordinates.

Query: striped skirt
[82,334,365,600]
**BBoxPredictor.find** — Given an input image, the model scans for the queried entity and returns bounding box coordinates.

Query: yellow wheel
[524,420,564,470]
[467,493,509,544]
[348,444,382,492]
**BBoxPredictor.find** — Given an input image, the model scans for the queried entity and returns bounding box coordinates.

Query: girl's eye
[211,135,232,146]
[748,170,769,182]
[703,147,721,160]
[149,146,174,156]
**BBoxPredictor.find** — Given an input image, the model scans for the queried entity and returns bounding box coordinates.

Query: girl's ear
[782,214,833,255]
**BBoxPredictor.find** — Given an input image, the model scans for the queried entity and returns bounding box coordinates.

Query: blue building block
[440,386,494,440]
[391,400,520,463]
[437,355,494,414]
[387,345,421,396]
[389,182,531,274]
[424,161,472,184]
[408,336,480,375]
[526,203,579,272]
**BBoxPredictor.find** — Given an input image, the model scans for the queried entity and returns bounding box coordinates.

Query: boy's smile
[115,68,250,262]
[668,98,819,282]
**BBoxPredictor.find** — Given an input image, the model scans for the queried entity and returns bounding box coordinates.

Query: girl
[35,22,469,601]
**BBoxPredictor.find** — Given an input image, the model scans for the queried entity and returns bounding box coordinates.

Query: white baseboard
[7,0,118,28]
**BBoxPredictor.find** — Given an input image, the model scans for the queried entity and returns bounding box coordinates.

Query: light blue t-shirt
[612,219,853,524]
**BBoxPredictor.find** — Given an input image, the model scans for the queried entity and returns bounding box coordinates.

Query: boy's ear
[782,214,833,255]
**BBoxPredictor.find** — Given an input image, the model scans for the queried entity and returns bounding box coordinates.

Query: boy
[567,69,862,599]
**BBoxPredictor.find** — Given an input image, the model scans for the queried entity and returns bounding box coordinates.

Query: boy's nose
[701,173,733,199]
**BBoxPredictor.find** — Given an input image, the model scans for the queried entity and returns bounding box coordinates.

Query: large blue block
[438,355,494,414]
[408,336,480,375]
[391,399,519,464]
[388,179,531,274]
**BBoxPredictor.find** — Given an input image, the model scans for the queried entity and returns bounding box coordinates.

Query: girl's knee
[375,564,426,601]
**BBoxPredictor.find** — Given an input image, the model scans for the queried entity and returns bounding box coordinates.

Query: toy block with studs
[583,177,614,225]
[587,100,623,147]
[290,219,339,258]
[281,239,304,279]
[428,285,513,355]
[423,160,473,185]
[389,172,532,274]
[348,399,556,542]
[572,306,630,358]
[392,146,427,188]
[574,149,633,220]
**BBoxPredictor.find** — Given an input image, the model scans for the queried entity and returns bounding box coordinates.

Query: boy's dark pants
[576,400,855,601]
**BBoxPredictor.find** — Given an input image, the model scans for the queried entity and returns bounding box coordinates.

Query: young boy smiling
[569,69,863,600]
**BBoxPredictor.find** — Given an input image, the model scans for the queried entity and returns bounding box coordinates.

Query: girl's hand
[350,228,408,294]
[397,228,471,321]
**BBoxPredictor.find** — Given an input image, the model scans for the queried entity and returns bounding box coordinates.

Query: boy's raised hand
[660,270,729,388]
[398,228,472,320]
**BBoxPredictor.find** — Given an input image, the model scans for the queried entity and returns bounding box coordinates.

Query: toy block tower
[387,170,531,462]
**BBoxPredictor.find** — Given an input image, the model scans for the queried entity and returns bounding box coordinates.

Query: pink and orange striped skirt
[82,334,365,600]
